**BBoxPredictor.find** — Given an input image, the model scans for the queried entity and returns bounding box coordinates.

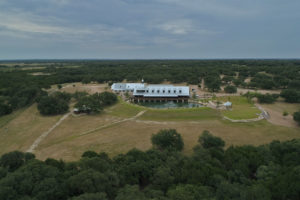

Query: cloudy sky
[0,0,299,59]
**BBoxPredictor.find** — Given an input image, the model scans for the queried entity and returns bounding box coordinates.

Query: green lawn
[106,101,145,118]
[217,96,261,120]
[139,107,221,121]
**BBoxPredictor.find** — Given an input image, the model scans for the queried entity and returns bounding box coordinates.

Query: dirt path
[78,110,147,136]
[257,104,298,128]
[26,112,71,153]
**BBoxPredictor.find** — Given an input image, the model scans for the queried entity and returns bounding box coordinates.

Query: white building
[111,82,190,102]
[111,83,145,92]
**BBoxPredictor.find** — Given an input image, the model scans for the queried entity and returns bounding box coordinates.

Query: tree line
[0,129,300,200]
[1,60,299,117]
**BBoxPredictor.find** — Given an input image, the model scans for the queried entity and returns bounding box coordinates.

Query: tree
[0,103,12,116]
[0,151,25,172]
[198,130,225,149]
[151,167,174,192]
[115,185,147,200]
[293,112,300,125]
[280,89,300,103]
[168,184,212,200]
[257,94,278,104]
[98,92,118,106]
[151,129,184,151]
[71,193,107,200]
[224,85,237,94]
[38,96,69,115]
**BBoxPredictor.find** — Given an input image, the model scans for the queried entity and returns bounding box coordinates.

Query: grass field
[139,107,221,121]
[217,96,261,119]
[0,98,299,161]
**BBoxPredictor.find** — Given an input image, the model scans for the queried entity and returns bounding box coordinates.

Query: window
[157,90,160,93]
[146,90,148,93]
[174,90,176,93]
[179,90,182,93]
[152,90,154,93]
[163,90,165,93]
[168,90,171,93]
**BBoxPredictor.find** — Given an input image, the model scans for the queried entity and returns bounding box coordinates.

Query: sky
[0,0,299,59]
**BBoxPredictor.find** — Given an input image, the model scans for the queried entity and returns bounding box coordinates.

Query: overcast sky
[0,0,299,59]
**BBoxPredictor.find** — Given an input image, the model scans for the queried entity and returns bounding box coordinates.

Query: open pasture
[1,98,299,161]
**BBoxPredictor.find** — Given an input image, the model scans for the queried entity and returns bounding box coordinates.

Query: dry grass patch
[259,101,300,127]
[0,104,61,154]
[34,117,300,161]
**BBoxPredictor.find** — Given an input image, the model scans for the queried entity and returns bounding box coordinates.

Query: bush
[151,129,184,151]
[198,130,225,149]
[257,93,278,104]
[293,112,300,125]
[224,85,237,93]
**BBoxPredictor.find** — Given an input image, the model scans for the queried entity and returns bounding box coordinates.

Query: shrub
[224,85,237,93]
[151,129,184,151]
[257,93,278,104]
[293,112,300,125]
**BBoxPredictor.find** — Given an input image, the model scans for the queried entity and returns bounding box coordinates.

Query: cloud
[157,20,193,35]
[0,12,92,36]
[155,0,259,17]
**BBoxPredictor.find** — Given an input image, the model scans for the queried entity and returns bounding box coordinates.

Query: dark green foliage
[74,93,103,114]
[293,111,300,125]
[198,130,225,149]
[82,151,99,158]
[115,185,147,200]
[37,94,69,115]
[167,184,213,200]
[0,103,12,116]
[250,73,275,89]
[71,193,107,200]
[0,151,26,172]
[224,85,237,93]
[257,93,278,104]
[74,92,117,114]
[280,89,300,103]
[151,129,184,151]
[1,131,300,199]
[204,76,221,92]
[98,92,118,106]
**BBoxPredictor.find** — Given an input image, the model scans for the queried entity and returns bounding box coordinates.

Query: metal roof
[111,83,145,91]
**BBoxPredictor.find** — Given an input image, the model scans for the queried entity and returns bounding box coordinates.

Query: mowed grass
[218,96,261,120]
[106,101,145,118]
[139,107,221,121]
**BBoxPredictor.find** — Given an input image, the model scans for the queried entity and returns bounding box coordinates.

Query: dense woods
[0,129,300,200]
[0,59,300,116]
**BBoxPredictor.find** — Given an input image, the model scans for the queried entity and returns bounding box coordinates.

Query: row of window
[146,89,182,94]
